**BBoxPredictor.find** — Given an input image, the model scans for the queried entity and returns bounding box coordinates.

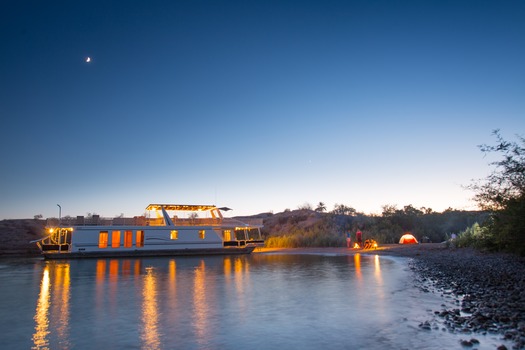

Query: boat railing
[171,218,222,226]
[146,218,223,226]
[46,216,225,227]
[46,216,146,227]
[45,216,263,228]
[223,218,264,227]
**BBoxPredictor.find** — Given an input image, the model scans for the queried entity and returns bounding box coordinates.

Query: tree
[381,204,397,217]
[297,202,313,210]
[471,130,525,210]
[315,202,326,212]
[331,204,356,216]
[468,130,525,254]
[420,207,434,215]
[403,204,423,216]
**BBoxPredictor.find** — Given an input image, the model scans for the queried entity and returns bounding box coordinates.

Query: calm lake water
[0,252,509,349]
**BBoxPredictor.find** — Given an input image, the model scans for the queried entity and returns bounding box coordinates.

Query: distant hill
[235,209,325,236]
[0,219,45,256]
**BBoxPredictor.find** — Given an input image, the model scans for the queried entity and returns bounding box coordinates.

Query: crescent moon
[86,57,91,63]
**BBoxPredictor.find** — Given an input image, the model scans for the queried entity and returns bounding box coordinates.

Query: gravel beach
[257,244,525,349]
[404,245,525,350]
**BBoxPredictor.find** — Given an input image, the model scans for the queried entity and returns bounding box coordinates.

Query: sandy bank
[256,242,448,257]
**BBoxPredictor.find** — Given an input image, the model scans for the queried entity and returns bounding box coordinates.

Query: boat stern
[32,226,74,255]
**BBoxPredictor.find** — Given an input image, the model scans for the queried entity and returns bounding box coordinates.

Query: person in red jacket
[356,230,363,248]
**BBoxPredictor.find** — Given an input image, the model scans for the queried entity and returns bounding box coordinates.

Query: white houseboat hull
[42,246,257,259]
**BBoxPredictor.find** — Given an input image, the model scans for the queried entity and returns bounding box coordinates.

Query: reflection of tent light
[399,233,418,244]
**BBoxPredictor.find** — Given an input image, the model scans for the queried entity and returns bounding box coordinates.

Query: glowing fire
[353,243,360,249]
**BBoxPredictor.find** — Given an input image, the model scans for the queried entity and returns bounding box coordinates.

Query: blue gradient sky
[1,0,524,219]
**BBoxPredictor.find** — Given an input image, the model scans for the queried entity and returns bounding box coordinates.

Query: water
[0,252,509,349]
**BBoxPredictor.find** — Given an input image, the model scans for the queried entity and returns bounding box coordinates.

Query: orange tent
[399,233,418,244]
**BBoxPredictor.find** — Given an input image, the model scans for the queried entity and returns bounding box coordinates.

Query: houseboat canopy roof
[146,204,223,212]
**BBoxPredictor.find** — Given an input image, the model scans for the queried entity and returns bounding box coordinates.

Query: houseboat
[32,204,264,259]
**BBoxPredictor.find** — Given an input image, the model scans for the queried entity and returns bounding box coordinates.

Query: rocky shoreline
[405,246,525,350]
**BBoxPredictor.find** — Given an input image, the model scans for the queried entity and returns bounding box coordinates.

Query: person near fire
[356,229,363,248]
[346,231,352,248]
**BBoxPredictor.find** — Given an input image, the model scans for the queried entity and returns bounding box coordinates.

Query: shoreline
[256,244,525,349]
[255,242,449,257]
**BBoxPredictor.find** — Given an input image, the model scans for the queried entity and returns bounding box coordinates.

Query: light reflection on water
[31,262,71,350]
[32,266,50,349]
[142,267,160,350]
[0,254,510,349]
[193,260,210,348]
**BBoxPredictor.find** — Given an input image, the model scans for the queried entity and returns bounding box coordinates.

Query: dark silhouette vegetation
[465,130,525,255]
[258,206,487,248]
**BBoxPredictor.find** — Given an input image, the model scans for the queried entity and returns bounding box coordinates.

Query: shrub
[455,222,495,250]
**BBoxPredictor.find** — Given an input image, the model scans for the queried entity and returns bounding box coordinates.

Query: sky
[1,0,524,220]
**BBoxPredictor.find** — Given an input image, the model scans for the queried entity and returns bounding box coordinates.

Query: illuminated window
[136,230,144,248]
[223,230,231,241]
[170,230,178,240]
[112,230,121,248]
[99,231,108,248]
[124,230,132,248]
[199,230,205,239]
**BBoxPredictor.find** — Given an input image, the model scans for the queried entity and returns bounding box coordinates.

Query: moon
[85,57,91,63]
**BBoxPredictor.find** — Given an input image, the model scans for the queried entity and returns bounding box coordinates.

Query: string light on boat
[47,227,74,234]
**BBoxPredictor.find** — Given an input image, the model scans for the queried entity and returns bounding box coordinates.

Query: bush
[455,223,494,250]
[264,228,345,248]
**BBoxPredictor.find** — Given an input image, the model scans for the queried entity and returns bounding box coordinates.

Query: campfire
[353,239,378,249]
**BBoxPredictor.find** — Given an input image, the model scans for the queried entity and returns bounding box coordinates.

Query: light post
[57,204,61,226]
